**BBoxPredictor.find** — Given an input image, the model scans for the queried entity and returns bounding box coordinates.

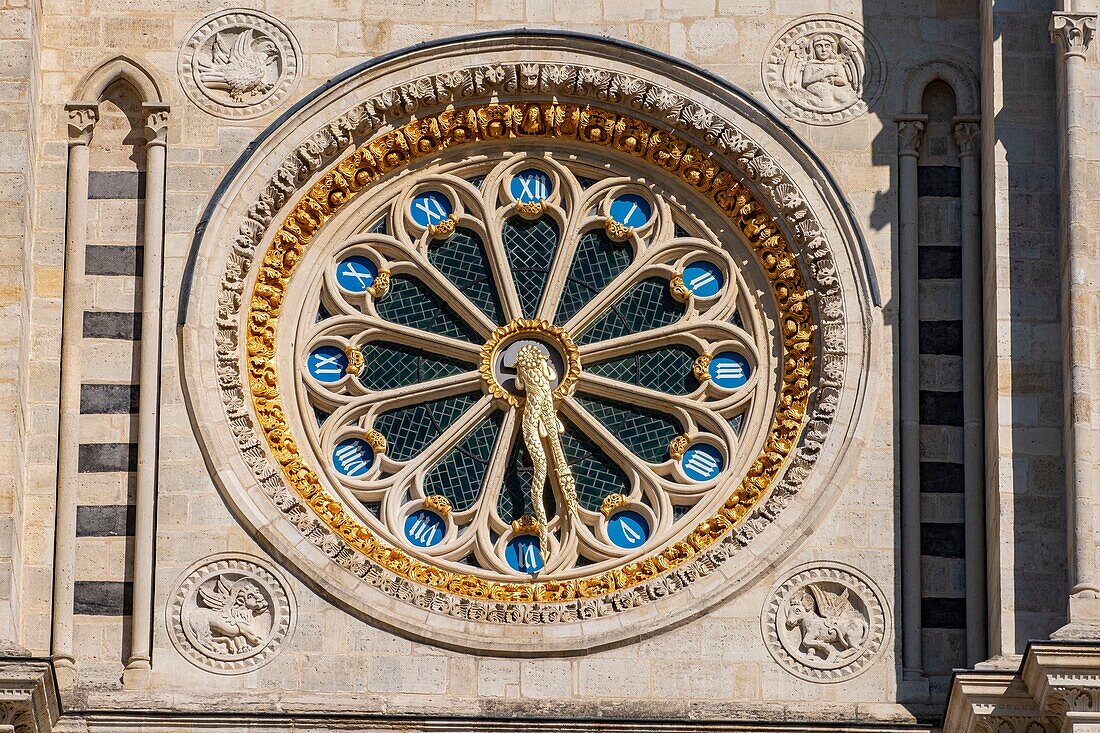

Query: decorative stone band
[212,58,850,626]
[243,101,815,604]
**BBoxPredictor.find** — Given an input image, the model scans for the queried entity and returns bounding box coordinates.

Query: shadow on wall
[856,0,1067,712]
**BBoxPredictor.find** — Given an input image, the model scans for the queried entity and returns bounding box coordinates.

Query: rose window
[294,151,775,579]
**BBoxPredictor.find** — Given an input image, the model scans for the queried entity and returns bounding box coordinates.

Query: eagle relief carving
[197,29,281,102]
[178,9,301,119]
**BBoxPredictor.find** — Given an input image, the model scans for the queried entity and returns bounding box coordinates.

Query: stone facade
[0,1,1097,732]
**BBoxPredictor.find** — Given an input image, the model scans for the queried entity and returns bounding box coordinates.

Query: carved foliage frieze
[167,555,295,674]
[178,9,301,119]
[763,15,885,125]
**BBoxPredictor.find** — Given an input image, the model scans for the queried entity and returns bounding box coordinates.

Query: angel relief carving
[783,33,864,112]
[763,16,883,125]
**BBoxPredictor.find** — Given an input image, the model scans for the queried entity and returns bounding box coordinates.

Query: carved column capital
[64,103,98,147]
[953,118,981,158]
[142,103,170,147]
[1050,12,1097,60]
[896,116,926,158]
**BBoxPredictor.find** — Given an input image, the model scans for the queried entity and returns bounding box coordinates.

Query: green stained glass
[359,342,469,391]
[562,418,631,511]
[369,217,387,234]
[423,411,503,512]
[587,345,699,395]
[376,274,481,343]
[728,412,744,436]
[577,277,685,345]
[497,419,629,522]
[373,392,479,462]
[502,217,560,318]
[553,229,633,325]
[574,394,682,463]
[429,228,505,325]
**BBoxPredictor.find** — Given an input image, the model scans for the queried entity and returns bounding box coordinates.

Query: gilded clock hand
[514,344,579,563]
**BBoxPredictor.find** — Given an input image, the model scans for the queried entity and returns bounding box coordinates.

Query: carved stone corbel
[1050,12,1097,59]
[142,103,170,147]
[63,104,97,147]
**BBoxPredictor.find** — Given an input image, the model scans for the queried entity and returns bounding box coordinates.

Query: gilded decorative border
[244,102,814,603]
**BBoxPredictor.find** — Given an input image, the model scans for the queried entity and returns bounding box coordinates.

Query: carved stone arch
[900,55,980,115]
[180,30,882,654]
[71,54,166,105]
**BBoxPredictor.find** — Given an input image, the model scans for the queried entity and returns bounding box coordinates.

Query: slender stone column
[52,102,98,687]
[954,116,987,665]
[1050,12,1099,612]
[897,115,926,677]
[122,104,169,687]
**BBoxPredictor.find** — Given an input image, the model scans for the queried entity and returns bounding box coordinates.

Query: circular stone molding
[761,562,889,682]
[177,9,301,119]
[181,32,879,653]
[762,14,885,125]
[167,554,295,674]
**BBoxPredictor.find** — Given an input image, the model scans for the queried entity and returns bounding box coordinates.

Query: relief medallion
[167,554,295,674]
[762,15,885,125]
[762,562,889,682]
[177,9,300,119]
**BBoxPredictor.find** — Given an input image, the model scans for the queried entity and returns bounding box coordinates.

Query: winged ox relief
[785,583,870,662]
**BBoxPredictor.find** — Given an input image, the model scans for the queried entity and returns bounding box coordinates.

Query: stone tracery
[184,46,874,648]
[294,152,771,578]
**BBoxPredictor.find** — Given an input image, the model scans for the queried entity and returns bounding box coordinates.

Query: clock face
[290,150,775,580]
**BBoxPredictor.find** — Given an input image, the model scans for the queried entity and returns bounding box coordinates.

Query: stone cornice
[946,642,1100,732]
[0,658,61,733]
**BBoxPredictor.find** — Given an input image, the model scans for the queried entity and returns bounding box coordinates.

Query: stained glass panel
[373,392,480,462]
[375,274,481,343]
[587,345,699,395]
[429,228,505,325]
[577,277,685,345]
[502,217,560,318]
[574,394,682,463]
[554,228,633,325]
[359,342,470,391]
[423,411,503,512]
